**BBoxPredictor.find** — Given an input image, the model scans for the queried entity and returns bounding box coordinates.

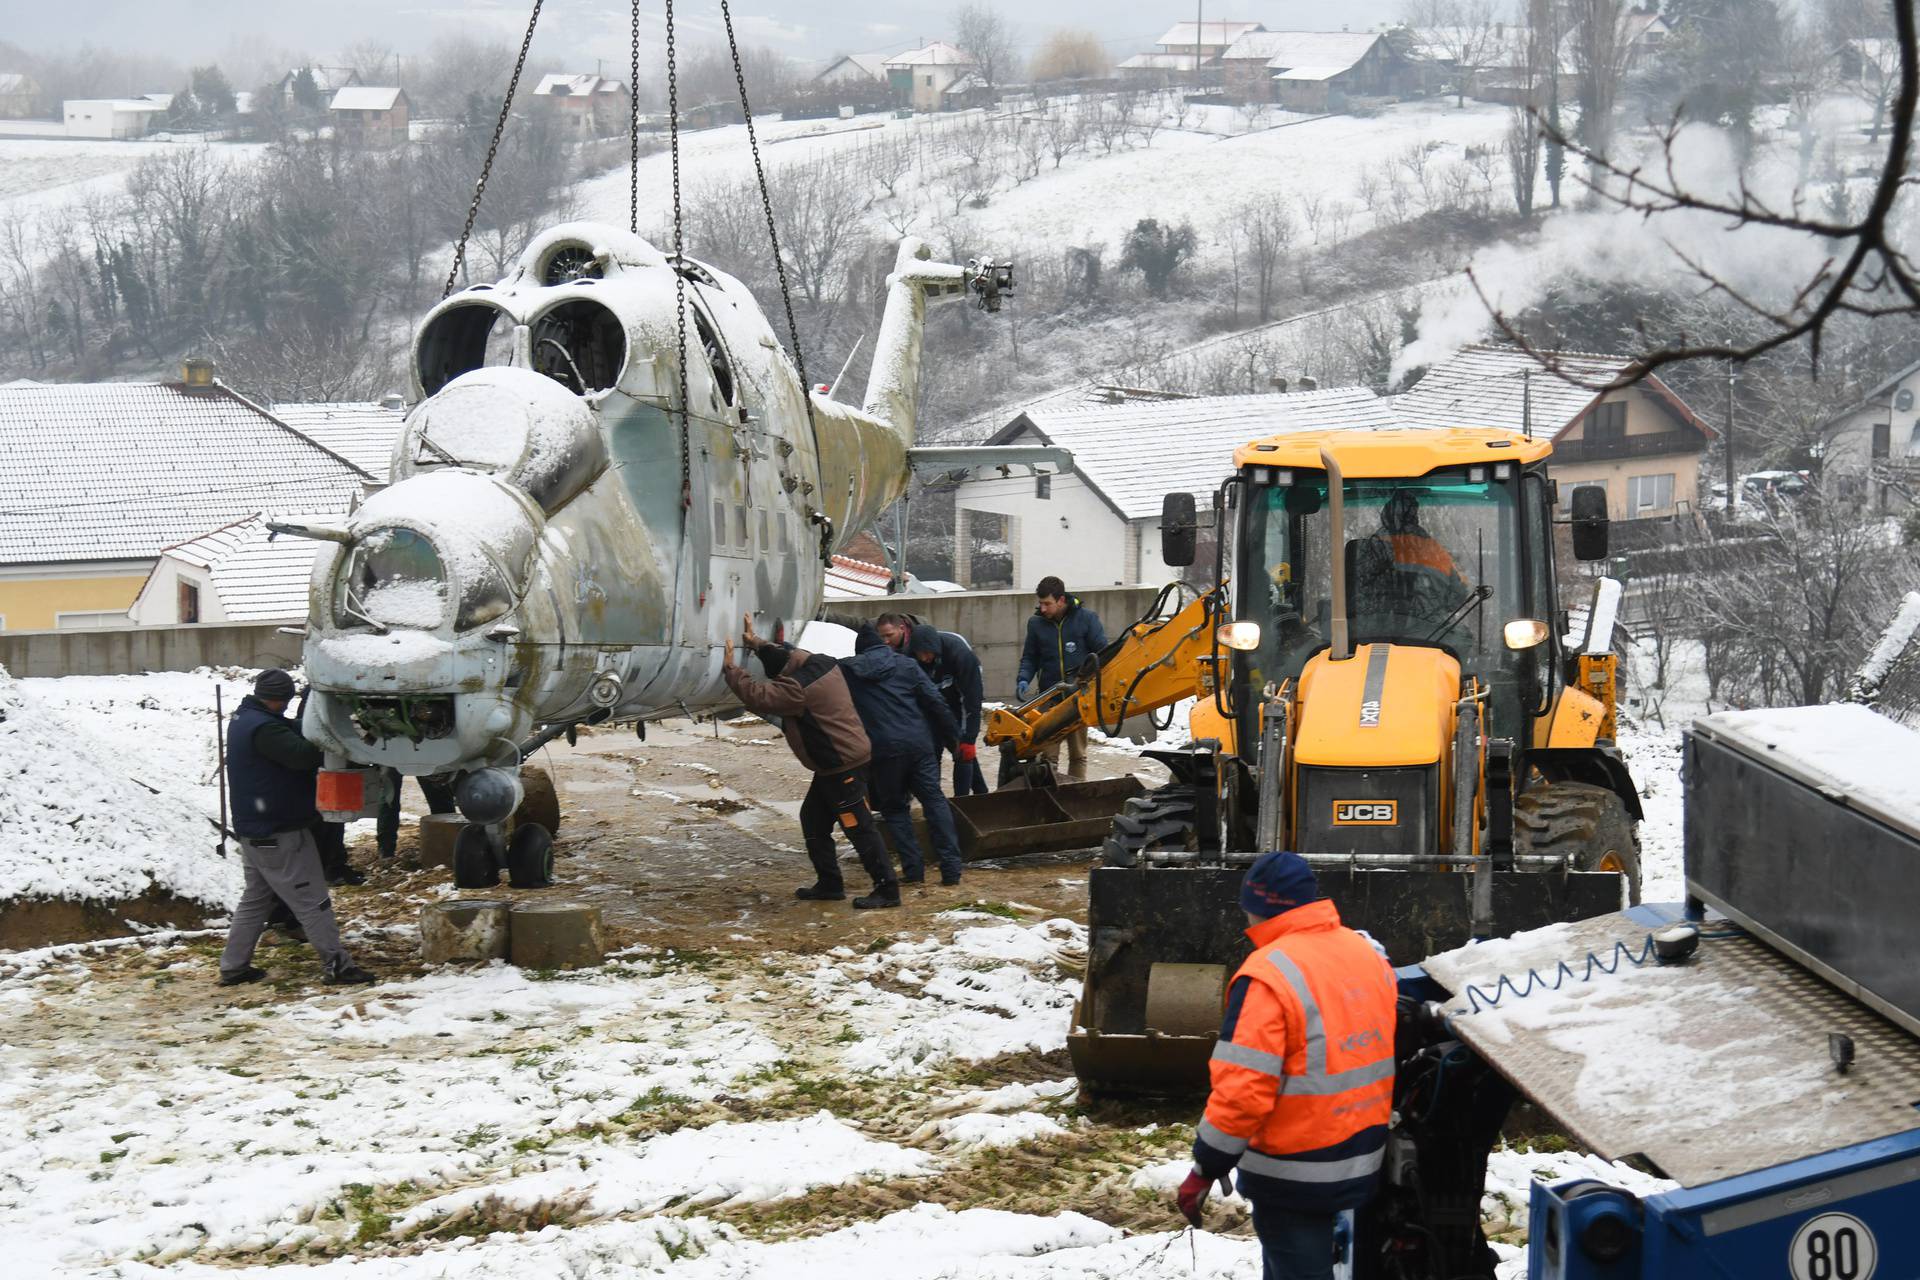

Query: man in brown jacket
[724,619,900,909]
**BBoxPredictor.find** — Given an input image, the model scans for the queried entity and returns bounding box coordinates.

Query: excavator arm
[984,585,1227,758]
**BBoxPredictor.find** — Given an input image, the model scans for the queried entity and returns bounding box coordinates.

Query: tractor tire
[514,763,562,837]
[1514,780,1641,905]
[1101,783,1198,867]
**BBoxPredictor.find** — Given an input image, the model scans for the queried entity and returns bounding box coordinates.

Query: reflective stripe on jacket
[1191,898,1398,1212]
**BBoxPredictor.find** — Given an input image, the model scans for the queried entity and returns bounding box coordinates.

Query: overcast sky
[16,2,1409,72]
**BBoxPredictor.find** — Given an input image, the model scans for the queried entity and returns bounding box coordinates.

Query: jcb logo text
[1333,801,1398,825]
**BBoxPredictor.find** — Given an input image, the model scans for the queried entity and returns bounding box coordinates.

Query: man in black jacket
[839,633,967,886]
[218,669,375,987]
[903,623,988,798]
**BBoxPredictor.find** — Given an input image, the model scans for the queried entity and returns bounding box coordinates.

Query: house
[1394,344,1715,522]
[0,72,40,118]
[883,42,979,111]
[0,367,374,633]
[127,515,324,627]
[1116,52,1208,80]
[815,51,895,87]
[1218,30,1413,110]
[329,86,409,145]
[1820,357,1920,510]
[276,65,360,112]
[951,386,1394,588]
[532,74,631,137]
[61,96,169,139]
[1145,20,1267,69]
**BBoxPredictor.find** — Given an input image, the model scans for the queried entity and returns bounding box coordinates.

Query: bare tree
[1566,0,1631,185]
[1405,0,1506,107]
[1828,0,1904,144]
[953,2,1019,90]
[1243,201,1296,321]
[1129,89,1169,147]
[1031,28,1109,82]
[1039,96,1086,168]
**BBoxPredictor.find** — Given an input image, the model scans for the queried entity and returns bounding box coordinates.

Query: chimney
[181,356,215,387]
[379,391,405,412]
[1298,374,1318,390]
[1270,376,1290,393]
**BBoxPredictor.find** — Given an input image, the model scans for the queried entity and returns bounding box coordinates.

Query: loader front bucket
[880,777,1145,863]
[1070,863,1626,1096]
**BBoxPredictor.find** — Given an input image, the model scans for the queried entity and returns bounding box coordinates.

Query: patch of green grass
[98,1149,127,1164]
[833,1024,860,1044]
[458,1125,498,1150]
[953,900,1024,920]
[110,1130,139,1143]
[863,934,896,954]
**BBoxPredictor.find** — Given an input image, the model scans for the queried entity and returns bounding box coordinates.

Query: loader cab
[1236,461,1565,740]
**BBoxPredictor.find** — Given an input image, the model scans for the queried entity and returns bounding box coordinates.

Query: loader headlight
[1217,621,1262,651]
[1503,619,1550,650]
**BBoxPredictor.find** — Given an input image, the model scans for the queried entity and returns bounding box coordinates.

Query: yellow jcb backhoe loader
[984,426,1640,1094]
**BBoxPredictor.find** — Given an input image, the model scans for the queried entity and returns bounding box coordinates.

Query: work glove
[1176,1167,1233,1228]
[1016,681,1030,700]
[956,742,977,763]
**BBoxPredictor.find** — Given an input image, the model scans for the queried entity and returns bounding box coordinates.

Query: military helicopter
[271,222,1059,888]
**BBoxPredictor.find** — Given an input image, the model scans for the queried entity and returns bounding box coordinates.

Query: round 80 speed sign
[1789,1213,1877,1280]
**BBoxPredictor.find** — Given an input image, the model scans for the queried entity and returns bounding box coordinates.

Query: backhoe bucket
[878,777,1145,863]
[1070,863,1626,1096]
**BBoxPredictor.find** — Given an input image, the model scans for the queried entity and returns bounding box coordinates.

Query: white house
[1822,356,1920,509]
[532,74,631,137]
[951,386,1393,589]
[814,52,895,86]
[883,42,978,111]
[128,515,323,626]
[62,96,169,139]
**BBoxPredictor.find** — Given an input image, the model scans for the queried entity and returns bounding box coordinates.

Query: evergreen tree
[1119,219,1198,297]
[191,65,237,117]
[291,67,322,112]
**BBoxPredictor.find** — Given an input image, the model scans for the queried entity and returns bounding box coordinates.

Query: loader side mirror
[1161,491,1198,567]
[1569,485,1609,562]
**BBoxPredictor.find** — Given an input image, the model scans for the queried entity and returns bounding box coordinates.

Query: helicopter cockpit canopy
[397,366,608,515]
[337,471,538,635]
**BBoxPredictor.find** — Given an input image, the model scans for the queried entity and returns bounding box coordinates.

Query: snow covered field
[0,665,1699,1276]
[0,137,267,222]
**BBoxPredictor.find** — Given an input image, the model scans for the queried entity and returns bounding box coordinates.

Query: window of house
[1586,400,1627,444]
[55,610,128,630]
[1873,422,1892,458]
[1035,473,1052,499]
[178,581,200,624]
[1627,473,1673,514]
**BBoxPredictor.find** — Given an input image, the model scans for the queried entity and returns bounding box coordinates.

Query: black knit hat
[907,624,942,660]
[254,669,297,701]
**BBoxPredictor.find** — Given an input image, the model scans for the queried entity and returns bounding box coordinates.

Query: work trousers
[377,769,457,857]
[797,766,895,893]
[221,826,352,977]
[951,742,990,798]
[1249,1202,1337,1280]
[871,747,964,880]
[1040,727,1089,780]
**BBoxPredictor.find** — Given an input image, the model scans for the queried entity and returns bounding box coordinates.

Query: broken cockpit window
[530,299,626,395]
[335,527,448,631]
[417,303,516,397]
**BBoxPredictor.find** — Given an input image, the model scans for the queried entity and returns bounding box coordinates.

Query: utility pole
[1724,358,1737,513]
[1522,368,1533,439]
[1195,0,1204,80]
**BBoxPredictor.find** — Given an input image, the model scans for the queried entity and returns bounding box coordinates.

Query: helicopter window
[335,527,448,631]
[712,500,728,549]
[691,305,737,408]
[777,516,791,555]
[529,299,626,395]
[417,303,515,397]
[758,509,769,553]
[734,504,749,549]
[456,557,514,633]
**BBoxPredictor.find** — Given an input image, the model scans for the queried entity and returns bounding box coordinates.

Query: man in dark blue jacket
[1016,576,1108,781]
[905,623,989,798]
[839,634,967,885]
[218,669,375,987]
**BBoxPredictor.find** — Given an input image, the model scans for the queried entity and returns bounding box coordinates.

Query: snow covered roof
[1118,53,1205,71]
[1222,30,1382,74]
[884,42,975,69]
[1393,344,1712,440]
[816,52,893,81]
[270,400,406,481]
[1157,20,1266,50]
[993,387,1395,520]
[330,86,404,112]
[535,74,626,98]
[159,515,320,622]
[1271,65,1350,82]
[945,71,988,96]
[0,381,373,567]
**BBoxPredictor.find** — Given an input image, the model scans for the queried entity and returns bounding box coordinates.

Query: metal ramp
[1423,910,1920,1188]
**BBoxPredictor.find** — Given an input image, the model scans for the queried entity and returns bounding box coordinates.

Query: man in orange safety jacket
[1176,851,1399,1279]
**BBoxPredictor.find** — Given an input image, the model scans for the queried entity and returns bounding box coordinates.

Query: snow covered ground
[0,137,268,222]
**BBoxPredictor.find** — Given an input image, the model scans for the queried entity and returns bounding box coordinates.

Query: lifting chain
[628,0,640,234]
[665,0,693,510]
[442,0,545,298]
[719,0,828,559]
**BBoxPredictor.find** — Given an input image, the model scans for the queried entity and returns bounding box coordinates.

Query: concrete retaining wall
[0,622,304,679]
[0,588,1166,701]
[824,586,1163,700]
